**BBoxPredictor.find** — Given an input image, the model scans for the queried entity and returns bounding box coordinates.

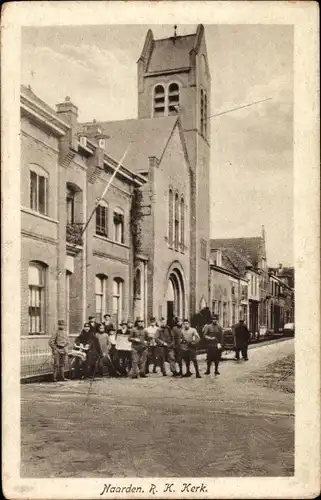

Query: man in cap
[128,318,149,378]
[233,318,251,361]
[203,314,223,375]
[102,313,115,334]
[114,320,132,376]
[145,316,159,374]
[75,321,102,378]
[155,317,179,376]
[88,315,99,334]
[179,319,201,378]
[49,320,69,382]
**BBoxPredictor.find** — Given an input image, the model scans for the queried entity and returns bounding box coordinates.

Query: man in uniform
[180,319,201,378]
[75,321,102,378]
[171,317,184,376]
[233,318,251,361]
[203,314,223,376]
[155,317,179,377]
[145,316,159,374]
[49,320,69,382]
[128,318,149,379]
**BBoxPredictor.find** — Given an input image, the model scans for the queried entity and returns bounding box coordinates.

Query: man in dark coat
[102,313,115,334]
[203,314,223,375]
[171,318,184,376]
[75,322,102,378]
[233,319,251,361]
[155,318,179,377]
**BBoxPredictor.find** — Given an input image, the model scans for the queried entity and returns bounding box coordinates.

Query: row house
[209,247,258,333]
[210,241,261,338]
[268,265,295,331]
[20,85,146,377]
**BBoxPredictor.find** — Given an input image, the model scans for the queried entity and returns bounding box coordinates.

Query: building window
[96,200,108,237]
[168,189,173,247]
[134,268,141,300]
[113,278,123,328]
[66,188,75,224]
[66,271,71,333]
[223,302,228,328]
[180,197,185,251]
[30,166,48,215]
[218,301,222,323]
[28,262,46,334]
[232,303,236,325]
[95,275,107,323]
[200,89,207,137]
[200,239,207,260]
[212,250,222,267]
[168,82,180,115]
[113,208,124,243]
[153,84,165,116]
[174,193,179,251]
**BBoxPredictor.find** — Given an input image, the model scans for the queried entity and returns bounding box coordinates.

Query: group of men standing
[49,312,251,382]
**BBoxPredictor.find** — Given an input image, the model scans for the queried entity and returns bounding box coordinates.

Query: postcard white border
[1,1,320,499]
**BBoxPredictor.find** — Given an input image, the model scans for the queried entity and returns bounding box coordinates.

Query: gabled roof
[80,116,178,172]
[147,34,196,73]
[222,248,253,278]
[211,237,264,268]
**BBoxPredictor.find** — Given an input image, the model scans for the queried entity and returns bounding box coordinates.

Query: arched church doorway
[166,268,185,327]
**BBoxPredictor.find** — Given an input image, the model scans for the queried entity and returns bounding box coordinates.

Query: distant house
[211,227,269,338]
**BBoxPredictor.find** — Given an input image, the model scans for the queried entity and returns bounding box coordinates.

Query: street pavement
[21,339,294,478]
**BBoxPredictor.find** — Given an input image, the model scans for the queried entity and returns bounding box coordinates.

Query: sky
[21,24,293,266]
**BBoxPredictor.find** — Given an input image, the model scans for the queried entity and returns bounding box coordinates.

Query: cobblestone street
[21,339,294,478]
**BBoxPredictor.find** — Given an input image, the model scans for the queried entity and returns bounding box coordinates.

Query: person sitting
[75,322,102,378]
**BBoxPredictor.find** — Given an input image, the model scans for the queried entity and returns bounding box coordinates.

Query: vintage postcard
[1,1,320,499]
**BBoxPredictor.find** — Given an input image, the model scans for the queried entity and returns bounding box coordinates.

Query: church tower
[137,24,211,314]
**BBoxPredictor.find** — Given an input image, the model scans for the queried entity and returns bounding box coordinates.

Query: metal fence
[21,335,77,380]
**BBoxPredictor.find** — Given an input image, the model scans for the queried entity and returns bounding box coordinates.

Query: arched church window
[200,89,204,135]
[168,189,173,247]
[180,196,185,252]
[174,193,179,251]
[168,83,180,115]
[134,268,141,299]
[204,92,208,137]
[153,84,165,116]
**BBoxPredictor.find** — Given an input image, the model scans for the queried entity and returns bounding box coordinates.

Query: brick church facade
[20,25,212,374]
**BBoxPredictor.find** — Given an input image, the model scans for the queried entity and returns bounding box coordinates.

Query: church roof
[211,237,264,268]
[80,116,178,172]
[147,34,196,73]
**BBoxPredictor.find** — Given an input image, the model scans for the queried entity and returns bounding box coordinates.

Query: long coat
[233,323,251,348]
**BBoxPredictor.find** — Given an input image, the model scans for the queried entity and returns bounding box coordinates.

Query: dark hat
[136,317,144,322]
[150,316,156,322]
[84,322,90,327]
[183,318,189,322]
[212,314,219,320]
[88,315,95,321]
[103,313,111,318]
[160,317,165,321]
[120,319,127,325]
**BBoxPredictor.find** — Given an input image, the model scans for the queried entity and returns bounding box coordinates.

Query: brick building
[211,230,267,338]
[82,24,212,324]
[20,85,146,376]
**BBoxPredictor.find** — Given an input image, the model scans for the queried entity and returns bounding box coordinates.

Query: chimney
[56,96,78,150]
[279,263,283,270]
[261,225,266,240]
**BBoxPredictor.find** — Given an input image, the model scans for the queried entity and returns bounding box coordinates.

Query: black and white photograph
[1,1,319,499]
